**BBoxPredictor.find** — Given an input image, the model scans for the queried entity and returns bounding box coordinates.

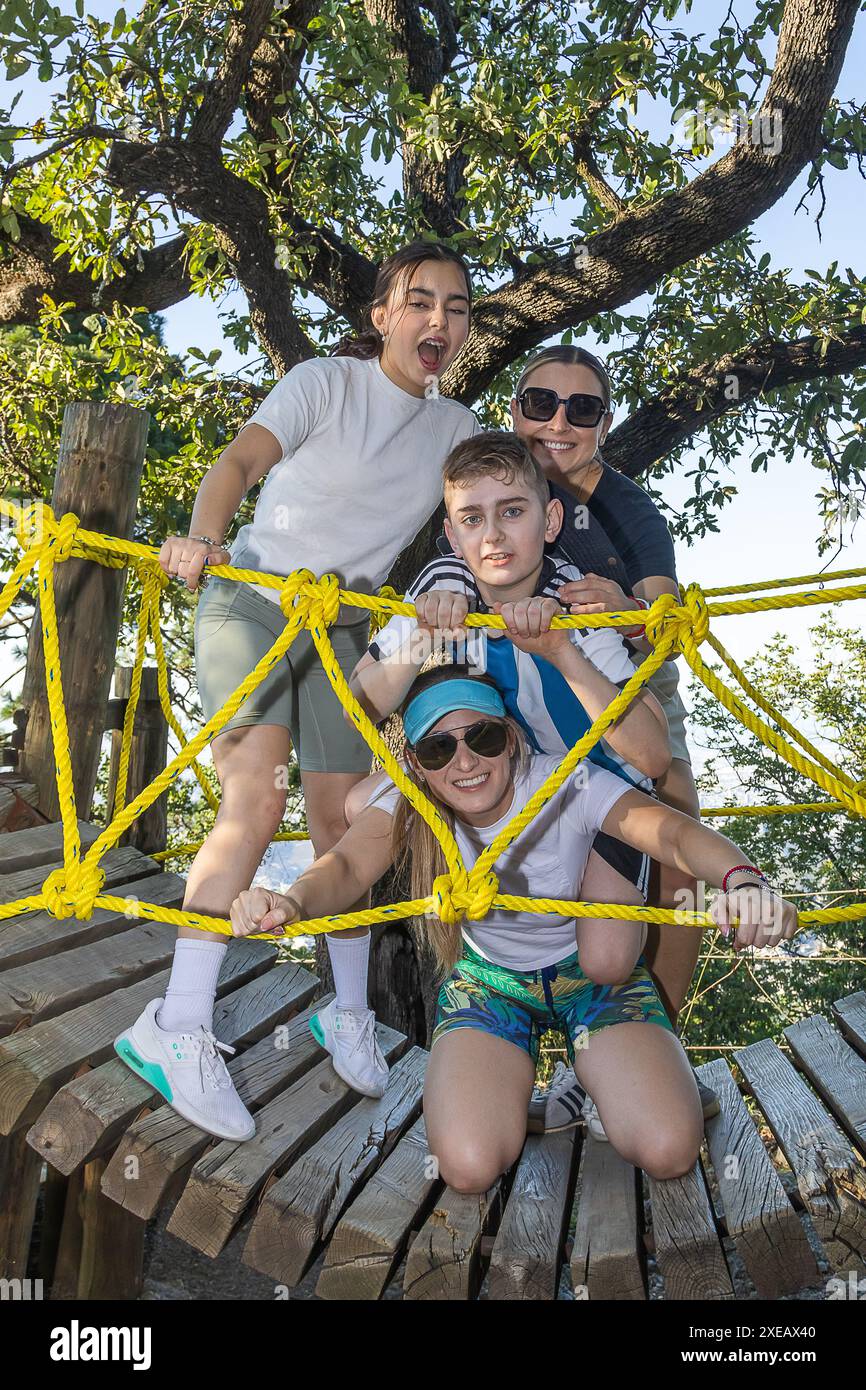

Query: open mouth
[452,772,490,790]
[483,552,513,566]
[540,438,576,453]
[418,338,446,371]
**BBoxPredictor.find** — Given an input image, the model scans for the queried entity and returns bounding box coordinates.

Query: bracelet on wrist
[188,533,224,549]
[722,865,769,894]
[622,597,649,640]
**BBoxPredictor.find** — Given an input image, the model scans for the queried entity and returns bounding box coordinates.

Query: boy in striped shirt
[348,431,672,986]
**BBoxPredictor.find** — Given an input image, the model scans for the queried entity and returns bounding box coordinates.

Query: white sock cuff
[326,931,371,1011]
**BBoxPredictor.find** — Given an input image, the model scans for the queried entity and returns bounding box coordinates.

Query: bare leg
[575,850,647,985]
[643,757,703,1025]
[424,1030,535,1193]
[179,723,292,940]
[574,1022,703,1178]
[301,767,371,938]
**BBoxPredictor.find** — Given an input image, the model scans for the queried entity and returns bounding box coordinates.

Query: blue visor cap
[403,678,507,746]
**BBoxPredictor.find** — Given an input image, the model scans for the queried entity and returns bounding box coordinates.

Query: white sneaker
[527,1061,586,1134]
[308,1000,389,1098]
[114,998,256,1142]
[582,1092,609,1142]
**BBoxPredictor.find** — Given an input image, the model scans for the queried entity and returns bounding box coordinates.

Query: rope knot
[643,586,709,653]
[279,568,316,621]
[431,869,499,925]
[51,511,82,563]
[303,573,342,630]
[642,592,678,648]
[371,585,400,639]
[682,583,710,645]
[465,870,499,921]
[42,864,106,921]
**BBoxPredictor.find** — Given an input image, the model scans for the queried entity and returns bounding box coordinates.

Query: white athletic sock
[327,931,371,1012]
[156,938,228,1033]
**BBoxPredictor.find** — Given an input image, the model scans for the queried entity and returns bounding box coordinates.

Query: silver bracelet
[188,534,224,548]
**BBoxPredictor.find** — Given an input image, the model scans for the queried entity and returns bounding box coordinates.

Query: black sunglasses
[411,718,509,771]
[518,387,606,428]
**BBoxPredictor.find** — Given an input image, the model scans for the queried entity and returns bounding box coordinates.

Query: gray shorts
[644,656,691,765]
[194,577,375,774]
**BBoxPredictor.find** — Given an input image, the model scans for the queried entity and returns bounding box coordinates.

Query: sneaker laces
[338,1008,385,1066]
[189,1027,236,1091]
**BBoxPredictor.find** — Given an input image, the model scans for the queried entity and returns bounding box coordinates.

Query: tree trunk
[19,401,149,821]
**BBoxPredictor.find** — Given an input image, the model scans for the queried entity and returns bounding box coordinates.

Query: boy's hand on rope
[229,886,300,937]
[159,535,232,592]
[414,589,470,640]
[492,597,571,657]
[710,885,798,950]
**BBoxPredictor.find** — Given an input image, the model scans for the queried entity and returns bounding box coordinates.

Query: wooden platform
[1,818,865,1300]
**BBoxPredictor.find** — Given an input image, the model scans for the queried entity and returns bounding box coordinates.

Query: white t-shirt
[231,355,479,623]
[362,753,632,970]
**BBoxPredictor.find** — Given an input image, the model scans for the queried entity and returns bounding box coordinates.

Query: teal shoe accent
[308,1014,325,1048]
[114,1038,173,1102]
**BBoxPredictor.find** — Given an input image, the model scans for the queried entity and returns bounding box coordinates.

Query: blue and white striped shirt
[367,552,652,791]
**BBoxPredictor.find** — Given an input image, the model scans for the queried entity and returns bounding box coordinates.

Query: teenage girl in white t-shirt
[114,244,478,1141]
[228,664,798,1186]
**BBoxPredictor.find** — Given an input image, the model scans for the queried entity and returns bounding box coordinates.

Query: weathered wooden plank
[243,1046,427,1286]
[832,992,866,1061]
[648,1160,734,1300]
[0,937,275,1134]
[0,921,175,1036]
[0,819,100,875]
[0,1128,43,1278]
[0,869,184,972]
[403,1179,504,1301]
[0,843,159,907]
[0,788,17,832]
[0,782,39,832]
[736,1037,866,1274]
[785,1014,866,1156]
[317,1117,441,1300]
[76,1155,146,1300]
[570,1136,645,1300]
[165,1025,407,1258]
[29,964,318,1176]
[697,1057,818,1297]
[99,994,333,1220]
[487,1129,578,1301]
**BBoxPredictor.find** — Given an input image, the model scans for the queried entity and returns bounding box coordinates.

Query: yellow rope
[0,498,864,942]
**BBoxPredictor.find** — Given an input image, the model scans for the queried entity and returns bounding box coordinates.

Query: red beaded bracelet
[722,864,768,894]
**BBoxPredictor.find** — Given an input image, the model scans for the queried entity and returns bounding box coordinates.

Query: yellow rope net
[1,498,865,944]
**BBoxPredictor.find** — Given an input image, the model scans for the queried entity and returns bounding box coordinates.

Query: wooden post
[19,401,149,822]
[104,666,170,855]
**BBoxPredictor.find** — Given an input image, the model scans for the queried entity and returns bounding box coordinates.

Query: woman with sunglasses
[510,346,712,1124]
[229,665,796,1189]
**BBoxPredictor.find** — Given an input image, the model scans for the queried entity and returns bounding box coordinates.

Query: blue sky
[2,1,864,758]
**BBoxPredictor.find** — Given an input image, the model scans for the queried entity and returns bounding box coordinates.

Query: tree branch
[106,139,314,371]
[604,325,866,480]
[364,0,467,236]
[187,0,277,146]
[0,212,207,323]
[443,0,860,403]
